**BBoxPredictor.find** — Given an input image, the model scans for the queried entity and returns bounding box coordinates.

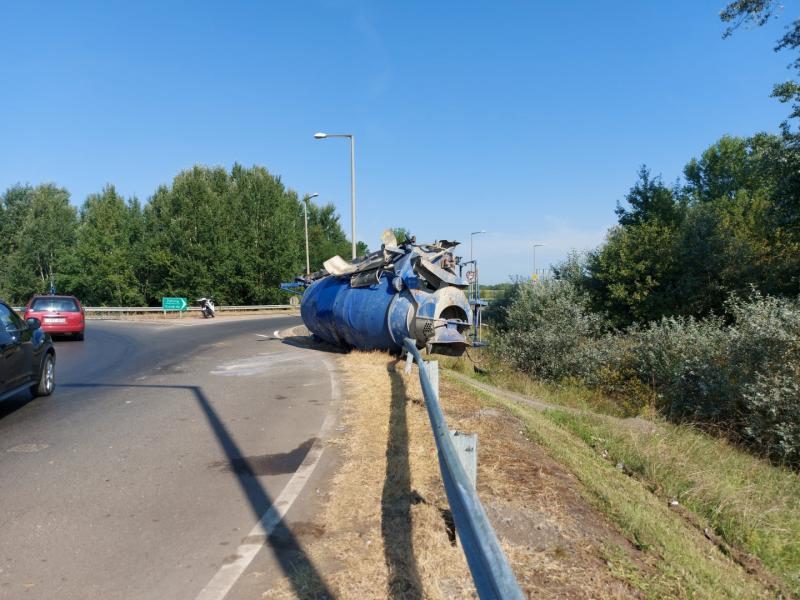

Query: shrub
[742,370,800,466]
[496,279,606,380]
[630,315,735,422]
[496,285,800,466]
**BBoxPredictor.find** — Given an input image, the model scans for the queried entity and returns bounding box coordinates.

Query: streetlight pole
[470,230,486,263]
[303,193,319,276]
[533,243,544,279]
[314,132,357,259]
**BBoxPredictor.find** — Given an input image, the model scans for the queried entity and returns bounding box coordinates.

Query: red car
[24,295,86,340]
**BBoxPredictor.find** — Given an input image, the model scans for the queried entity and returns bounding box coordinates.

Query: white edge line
[194,356,340,600]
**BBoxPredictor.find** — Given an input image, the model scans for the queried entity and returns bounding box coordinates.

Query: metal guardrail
[403,339,524,600]
[12,305,293,315]
[85,305,293,313]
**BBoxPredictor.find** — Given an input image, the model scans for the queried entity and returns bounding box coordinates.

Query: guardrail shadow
[62,382,332,599]
[383,361,423,599]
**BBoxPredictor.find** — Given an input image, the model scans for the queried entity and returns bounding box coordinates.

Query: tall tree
[143,164,305,305]
[65,186,144,305]
[615,166,684,227]
[0,184,78,303]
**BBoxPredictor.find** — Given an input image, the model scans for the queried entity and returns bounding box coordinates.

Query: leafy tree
[65,186,144,305]
[143,164,305,305]
[0,184,78,303]
[587,221,680,326]
[615,166,684,227]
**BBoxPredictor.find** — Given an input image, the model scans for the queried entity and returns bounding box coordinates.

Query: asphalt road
[0,315,340,600]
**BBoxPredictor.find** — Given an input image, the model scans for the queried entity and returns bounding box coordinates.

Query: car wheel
[31,353,55,397]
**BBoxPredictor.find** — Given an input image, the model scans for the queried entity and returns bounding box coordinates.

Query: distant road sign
[162,297,188,311]
[531,273,539,282]
[466,270,477,283]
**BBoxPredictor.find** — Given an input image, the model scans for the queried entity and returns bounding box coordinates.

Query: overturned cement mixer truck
[295,230,473,356]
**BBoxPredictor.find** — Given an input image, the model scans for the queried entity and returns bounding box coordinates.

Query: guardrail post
[450,431,478,490]
[404,350,414,375]
[425,360,439,396]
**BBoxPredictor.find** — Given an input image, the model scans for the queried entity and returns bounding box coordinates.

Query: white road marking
[195,357,340,600]
[254,334,271,338]
[273,330,281,339]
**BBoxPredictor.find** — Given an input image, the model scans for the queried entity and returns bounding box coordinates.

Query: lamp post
[314,132,357,259]
[533,243,544,279]
[303,193,319,275]
[470,230,486,263]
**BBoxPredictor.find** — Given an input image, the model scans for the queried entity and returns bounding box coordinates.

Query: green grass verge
[453,379,794,598]
[545,408,800,597]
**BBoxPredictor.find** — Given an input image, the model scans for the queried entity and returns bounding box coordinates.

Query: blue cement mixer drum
[299,239,472,355]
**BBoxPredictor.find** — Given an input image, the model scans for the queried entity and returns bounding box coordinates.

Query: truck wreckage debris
[289,231,474,356]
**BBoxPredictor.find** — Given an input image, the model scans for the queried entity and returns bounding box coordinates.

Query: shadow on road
[0,393,36,421]
[62,382,332,599]
[383,361,423,599]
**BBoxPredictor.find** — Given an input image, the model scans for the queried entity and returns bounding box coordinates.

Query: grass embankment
[444,354,800,597]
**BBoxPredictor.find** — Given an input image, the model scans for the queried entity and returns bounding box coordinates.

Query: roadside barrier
[403,338,524,599]
[13,305,294,317]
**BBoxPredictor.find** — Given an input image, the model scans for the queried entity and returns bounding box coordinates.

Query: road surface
[0,315,339,600]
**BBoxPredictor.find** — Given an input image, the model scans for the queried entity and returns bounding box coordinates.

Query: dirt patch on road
[263,351,651,599]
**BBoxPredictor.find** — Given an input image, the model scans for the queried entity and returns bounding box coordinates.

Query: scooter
[197,297,216,318]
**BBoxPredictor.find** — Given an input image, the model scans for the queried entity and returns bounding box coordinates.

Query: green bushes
[497,283,800,466]
[496,279,605,380]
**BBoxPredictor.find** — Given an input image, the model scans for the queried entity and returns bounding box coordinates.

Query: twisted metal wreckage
[285,230,483,356]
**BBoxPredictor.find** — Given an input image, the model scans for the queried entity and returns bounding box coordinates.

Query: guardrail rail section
[14,305,294,315]
[403,339,524,600]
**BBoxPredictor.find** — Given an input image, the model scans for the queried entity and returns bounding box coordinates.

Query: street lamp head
[314,132,328,139]
[471,230,486,235]
[306,192,319,201]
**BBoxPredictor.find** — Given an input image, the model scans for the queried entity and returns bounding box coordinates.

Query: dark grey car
[0,301,55,401]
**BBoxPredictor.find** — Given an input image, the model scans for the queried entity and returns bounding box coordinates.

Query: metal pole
[350,135,357,260]
[303,201,310,275]
[314,132,356,259]
[532,243,543,279]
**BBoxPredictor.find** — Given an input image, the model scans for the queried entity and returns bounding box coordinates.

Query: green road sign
[162,297,188,311]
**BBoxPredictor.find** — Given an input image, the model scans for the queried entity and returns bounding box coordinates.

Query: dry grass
[263,351,474,599]
[263,351,671,599]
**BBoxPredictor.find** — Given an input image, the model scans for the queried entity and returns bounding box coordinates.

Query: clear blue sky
[0,1,793,283]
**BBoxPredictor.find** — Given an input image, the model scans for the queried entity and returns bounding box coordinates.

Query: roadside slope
[264,351,769,599]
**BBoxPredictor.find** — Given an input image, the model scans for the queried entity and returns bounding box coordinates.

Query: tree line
[0,164,359,306]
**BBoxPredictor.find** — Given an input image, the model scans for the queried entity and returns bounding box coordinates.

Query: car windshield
[30,297,80,312]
